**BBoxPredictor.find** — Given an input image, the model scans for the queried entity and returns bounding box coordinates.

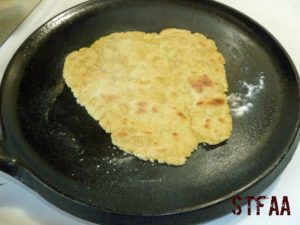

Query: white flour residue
[108,155,134,166]
[228,74,265,117]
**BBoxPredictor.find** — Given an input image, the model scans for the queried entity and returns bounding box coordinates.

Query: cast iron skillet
[0,0,299,224]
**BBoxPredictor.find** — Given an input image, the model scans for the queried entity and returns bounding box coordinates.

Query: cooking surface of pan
[0,0,299,224]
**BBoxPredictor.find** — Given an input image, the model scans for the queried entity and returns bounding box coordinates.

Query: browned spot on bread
[157,148,167,153]
[144,131,152,135]
[208,98,225,106]
[219,117,225,123]
[172,132,179,140]
[189,75,213,93]
[177,112,186,119]
[152,106,158,112]
[198,98,225,106]
[137,101,147,107]
[137,101,147,114]
[205,118,210,129]
[101,94,119,102]
[137,108,147,114]
[122,118,127,124]
[116,131,127,137]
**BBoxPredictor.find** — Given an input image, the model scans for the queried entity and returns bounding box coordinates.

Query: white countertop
[0,0,299,224]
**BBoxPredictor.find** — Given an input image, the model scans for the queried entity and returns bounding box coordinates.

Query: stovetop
[0,0,40,45]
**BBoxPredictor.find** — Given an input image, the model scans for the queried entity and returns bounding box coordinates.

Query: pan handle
[0,145,17,175]
[0,120,18,176]
[0,142,18,176]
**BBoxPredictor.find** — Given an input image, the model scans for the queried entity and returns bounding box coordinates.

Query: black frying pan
[0,0,299,224]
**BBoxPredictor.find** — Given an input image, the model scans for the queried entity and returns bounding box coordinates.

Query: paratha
[63,28,232,165]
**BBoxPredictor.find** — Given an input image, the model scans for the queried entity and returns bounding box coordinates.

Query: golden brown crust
[63,28,232,165]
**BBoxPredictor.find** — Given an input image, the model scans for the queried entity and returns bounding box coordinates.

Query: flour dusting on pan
[228,73,265,117]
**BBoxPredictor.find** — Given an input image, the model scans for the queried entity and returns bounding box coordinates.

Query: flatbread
[63,28,232,165]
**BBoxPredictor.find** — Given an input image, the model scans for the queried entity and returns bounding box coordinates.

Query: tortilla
[63,28,232,165]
